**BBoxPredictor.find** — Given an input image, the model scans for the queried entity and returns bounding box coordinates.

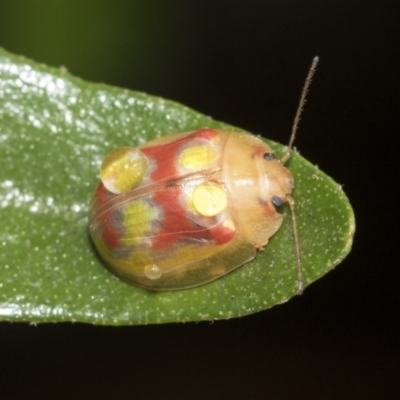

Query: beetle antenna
[283,57,319,294]
[281,56,319,163]
[287,195,303,294]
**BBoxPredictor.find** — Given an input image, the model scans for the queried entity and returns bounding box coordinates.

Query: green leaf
[0,48,355,325]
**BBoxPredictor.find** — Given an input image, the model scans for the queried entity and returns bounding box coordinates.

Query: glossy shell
[88,129,294,290]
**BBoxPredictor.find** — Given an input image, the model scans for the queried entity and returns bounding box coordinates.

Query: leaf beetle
[88,57,319,291]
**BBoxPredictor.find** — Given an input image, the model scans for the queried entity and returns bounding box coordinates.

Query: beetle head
[222,133,292,247]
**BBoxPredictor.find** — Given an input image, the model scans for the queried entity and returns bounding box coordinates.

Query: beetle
[88,57,318,291]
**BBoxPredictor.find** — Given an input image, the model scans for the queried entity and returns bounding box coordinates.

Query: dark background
[0,1,399,399]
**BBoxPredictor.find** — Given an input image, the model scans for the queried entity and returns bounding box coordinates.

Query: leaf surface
[0,49,355,324]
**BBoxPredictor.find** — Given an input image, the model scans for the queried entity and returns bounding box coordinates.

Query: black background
[0,1,399,399]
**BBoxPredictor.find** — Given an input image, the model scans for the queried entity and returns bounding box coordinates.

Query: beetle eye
[263,153,275,161]
[271,195,284,208]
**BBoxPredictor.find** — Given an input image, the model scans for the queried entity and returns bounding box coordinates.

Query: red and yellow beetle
[88,57,318,291]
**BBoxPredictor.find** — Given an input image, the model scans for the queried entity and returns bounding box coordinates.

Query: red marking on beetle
[141,129,234,250]
[151,185,234,250]
[141,129,218,182]
[151,187,209,249]
[194,128,219,140]
[210,223,235,245]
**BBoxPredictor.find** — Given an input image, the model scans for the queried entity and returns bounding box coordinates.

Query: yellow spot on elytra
[178,145,218,171]
[122,200,157,245]
[100,147,148,194]
[192,182,227,217]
